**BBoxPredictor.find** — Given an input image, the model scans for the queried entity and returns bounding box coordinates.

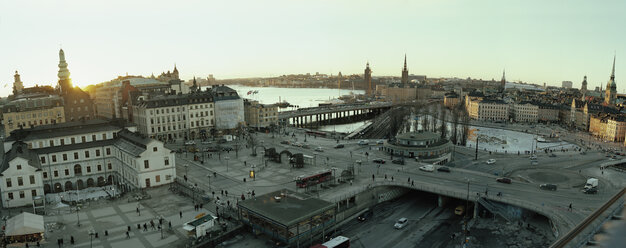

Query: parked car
[394,218,408,229]
[437,166,451,173]
[373,159,386,164]
[392,159,404,165]
[376,140,385,144]
[486,159,496,165]
[184,141,196,145]
[419,164,435,172]
[530,155,537,160]
[496,177,512,184]
[334,144,344,149]
[314,147,324,152]
[357,210,373,222]
[540,184,557,191]
[206,147,219,152]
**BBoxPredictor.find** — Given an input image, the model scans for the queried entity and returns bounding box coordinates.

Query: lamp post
[76,206,81,226]
[474,129,480,160]
[184,164,189,180]
[225,157,230,172]
[88,230,95,248]
[464,179,470,245]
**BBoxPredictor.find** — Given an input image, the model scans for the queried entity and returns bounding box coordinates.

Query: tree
[451,107,459,145]
[439,104,447,139]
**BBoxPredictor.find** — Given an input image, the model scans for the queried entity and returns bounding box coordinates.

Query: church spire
[403,54,407,70]
[501,69,506,82]
[610,54,616,81]
[401,54,409,84]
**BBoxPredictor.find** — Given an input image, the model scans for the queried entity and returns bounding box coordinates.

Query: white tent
[5,212,44,237]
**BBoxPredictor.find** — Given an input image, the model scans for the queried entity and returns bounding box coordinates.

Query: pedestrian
[385,174,387,180]
[372,174,375,181]
[225,190,228,196]
[221,190,224,195]
[70,236,74,244]
[391,176,394,181]
[128,225,131,232]
[411,181,414,186]
[408,178,410,184]
[241,194,245,200]
[137,223,141,230]
[200,203,203,209]
[169,221,172,229]
[144,223,147,231]
[180,211,183,218]
[126,231,130,239]
[568,203,572,211]
[105,230,108,236]
[136,207,139,213]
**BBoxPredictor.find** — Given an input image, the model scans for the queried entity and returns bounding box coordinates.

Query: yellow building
[2,96,66,134]
[589,114,626,143]
[244,99,278,129]
[444,92,460,108]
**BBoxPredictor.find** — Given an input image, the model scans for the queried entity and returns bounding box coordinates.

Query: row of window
[6,190,37,200]
[7,110,62,121]
[5,175,36,188]
[42,163,112,179]
[41,148,111,164]
[30,132,113,149]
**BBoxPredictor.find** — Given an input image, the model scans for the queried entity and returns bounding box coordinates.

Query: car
[583,187,598,194]
[355,160,362,165]
[392,159,404,165]
[530,155,537,160]
[357,210,373,222]
[373,159,386,164]
[496,177,512,184]
[334,144,344,149]
[549,153,556,157]
[314,147,324,152]
[358,140,369,145]
[394,218,408,229]
[540,184,557,191]
[201,140,212,144]
[455,205,465,216]
[486,159,496,165]
[206,147,219,152]
[280,140,290,145]
[217,139,227,144]
[376,140,385,144]
[292,142,303,147]
[184,141,196,145]
[419,164,435,172]
[222,146,233,151]
[437,166,451,173]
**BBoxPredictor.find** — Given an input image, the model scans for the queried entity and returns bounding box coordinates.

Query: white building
[562,81,573,89]
[512,102,538,123]
[1,120,176,208]
[209,85,244,130]
[132,91,215,141]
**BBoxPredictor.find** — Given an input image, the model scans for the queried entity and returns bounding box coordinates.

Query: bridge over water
[278,102,394,128]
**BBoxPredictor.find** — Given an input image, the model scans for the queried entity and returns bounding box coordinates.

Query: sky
[0,0,624,97]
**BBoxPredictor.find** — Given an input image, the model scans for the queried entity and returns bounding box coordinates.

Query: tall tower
[500,69,506,93]
[57,49,72,94]
[401,54,409,84]
[173,64,180,79]
[581,75,588,100]
[364,62,372,96]
[12,70,24,95]
[605,55,617,105]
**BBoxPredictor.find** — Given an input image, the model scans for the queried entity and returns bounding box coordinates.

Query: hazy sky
[0,0,624,97]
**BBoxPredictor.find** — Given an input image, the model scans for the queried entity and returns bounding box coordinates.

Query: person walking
[568,203,572,212]
[126,231,130,239]
[180,211,183,218]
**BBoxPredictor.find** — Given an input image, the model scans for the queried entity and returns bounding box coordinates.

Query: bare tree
[439,104,447,138]
[451,107,459,145]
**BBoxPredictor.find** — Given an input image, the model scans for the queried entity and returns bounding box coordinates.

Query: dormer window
[16,165,22,170]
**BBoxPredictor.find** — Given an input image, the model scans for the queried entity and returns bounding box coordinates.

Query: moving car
[392,159,405,165]
[419,164,435,172]
[376,140,385,144]
[280,140,290,145]
[314,147,324,152]
[583,187,598,194]
[486,159,496,165]
[373,159,386,164]
[358,140,369,145]
[201,141,212,144]
[394,218,408,229]
[539,184,557,191]
[530,155,537,160]
[496,177,512,184]
[437,166,451,173]
[549,153,556,157]
[334,144,344,149]
[184,141,196,145]
[357,210,373,222]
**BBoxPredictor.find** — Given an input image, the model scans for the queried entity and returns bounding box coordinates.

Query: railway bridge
[278,102,393,128]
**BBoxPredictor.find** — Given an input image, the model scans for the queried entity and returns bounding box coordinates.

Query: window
[16,165,22,170]
[62,154,67,161]
[156,175,160,183]
[81,136,86,143]
[106,148,111,155]
[97,164,102,171]
[65,169,69,176]
[17,177,23,186]
[19,191,25,199]
[102,133,107,139]
[85,151,90,158]
[60,139,65,145]
[144,160,149,169]
[8,193,13,200]
[96,150,100,157]
[92,134,96,141]
[52,155,57,162]
[108,163,112,170]
[74,152,79,159]
[40,156,46,164]
[86,166,91,173]
[6,178,11,188]
[31,190,37,197]
[43,172,47,179]
[153,147,158,152]
[164,157,169,166]
[71,137,76,144]
[49,140,54,147]
[29,175,35,184]
[166,175,172,181]
[54,171,59,177]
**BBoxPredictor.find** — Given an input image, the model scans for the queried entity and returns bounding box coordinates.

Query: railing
[549,187,625,248]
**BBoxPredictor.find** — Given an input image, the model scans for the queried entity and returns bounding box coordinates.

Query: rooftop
[396,131,439,141]
[6,119,133,142]
[237,189,334,228]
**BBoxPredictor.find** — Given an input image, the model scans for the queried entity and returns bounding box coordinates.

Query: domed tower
[605,55,617,105]
[173,64,179,79]
[57,49,72,94]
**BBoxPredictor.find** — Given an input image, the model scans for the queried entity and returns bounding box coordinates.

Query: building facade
[512,102,538,123]
[382,131,452,164]
[2,96,65,134]
[1,120,175,208]
[210,85,245,130]
[56,49,95,122]
[243,99,278,129]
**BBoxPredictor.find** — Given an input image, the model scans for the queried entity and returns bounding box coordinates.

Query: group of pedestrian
[194,203,204,211]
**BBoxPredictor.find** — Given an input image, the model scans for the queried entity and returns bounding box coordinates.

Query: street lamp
[76,206,81,226]
[225,157,230,172]
[88,230,95,248]
[474,129,480,160]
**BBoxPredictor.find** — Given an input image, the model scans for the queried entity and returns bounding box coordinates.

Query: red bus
[295,170,332,188]
[306,130,327,137]
[311,236,350,248]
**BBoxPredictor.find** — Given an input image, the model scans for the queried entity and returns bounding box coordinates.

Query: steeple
[13,70,23,95]
[364,61,372,96]
[610,54,616,81]
[401,54,409,84]
[501,69,506,82]
[57,49,72,94]
[581,75,588,101]
[500,69,506,93]
[605,54,617,105]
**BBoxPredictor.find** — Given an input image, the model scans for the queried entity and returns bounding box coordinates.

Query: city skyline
[1,0,625,97]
